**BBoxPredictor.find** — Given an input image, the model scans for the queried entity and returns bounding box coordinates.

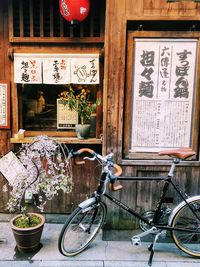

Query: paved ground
[0,221,200,267]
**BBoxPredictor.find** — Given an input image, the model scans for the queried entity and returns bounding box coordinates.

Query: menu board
[57,99,78,129]
[0,83,10,129]
[130,39,197,152]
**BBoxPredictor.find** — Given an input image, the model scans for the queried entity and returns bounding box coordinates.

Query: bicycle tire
[58,201,107,256]
[171,197,200,257]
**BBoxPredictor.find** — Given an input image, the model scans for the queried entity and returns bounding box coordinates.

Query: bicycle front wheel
[171,198,200,257]
[58,201,107,256]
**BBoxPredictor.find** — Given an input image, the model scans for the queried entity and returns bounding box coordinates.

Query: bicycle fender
[78,197,97,209]
[168,195,200,225]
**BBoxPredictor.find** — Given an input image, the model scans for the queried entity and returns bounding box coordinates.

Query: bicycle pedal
[131,236,141,246]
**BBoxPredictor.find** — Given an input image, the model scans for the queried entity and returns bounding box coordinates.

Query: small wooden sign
[0,82,10,129]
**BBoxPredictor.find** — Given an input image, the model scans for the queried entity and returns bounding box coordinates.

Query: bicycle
[58,147,200,266]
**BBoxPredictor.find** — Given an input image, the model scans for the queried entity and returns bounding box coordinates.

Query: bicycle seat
[158,148,196,159]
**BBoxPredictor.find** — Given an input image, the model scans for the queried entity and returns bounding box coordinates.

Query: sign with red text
[14,54,42,84]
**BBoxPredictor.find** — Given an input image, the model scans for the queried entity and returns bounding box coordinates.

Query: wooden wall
[103,0,200,231]
[0,0,200,235]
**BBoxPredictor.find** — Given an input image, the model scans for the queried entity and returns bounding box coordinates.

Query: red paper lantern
[59,0,90,25]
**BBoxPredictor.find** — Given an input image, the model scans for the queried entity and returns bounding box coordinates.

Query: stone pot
[75,124,91,139]
[10,213,45,253]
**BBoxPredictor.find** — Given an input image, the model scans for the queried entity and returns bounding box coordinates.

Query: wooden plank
[10,137,102,144]
[50,0,54,37]
[19,0,24,37]
[29,0,34,37]
[40,0,44,37]
[9,37,104,43]
[100,1,105,39]
[60,16,64,37]
[123,33,134,158]
[192,37,200,151]
[8,0,13,41]
[90,4,94,37]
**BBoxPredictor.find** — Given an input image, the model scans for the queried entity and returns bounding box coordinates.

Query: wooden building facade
[1,0,200,233]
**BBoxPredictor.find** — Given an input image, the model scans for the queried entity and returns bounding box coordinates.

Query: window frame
[123,31,200,161]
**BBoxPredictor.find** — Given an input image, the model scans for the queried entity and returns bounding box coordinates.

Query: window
[9,0,105,42]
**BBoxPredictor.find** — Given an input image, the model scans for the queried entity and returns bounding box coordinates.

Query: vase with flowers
[63,85,100,139]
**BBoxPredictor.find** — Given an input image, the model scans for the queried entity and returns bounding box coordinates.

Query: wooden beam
[19,0,24,37]
[40,0,44,37]
[29,0,34,37]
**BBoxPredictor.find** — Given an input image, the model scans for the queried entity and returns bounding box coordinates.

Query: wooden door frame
[123,31,200,162]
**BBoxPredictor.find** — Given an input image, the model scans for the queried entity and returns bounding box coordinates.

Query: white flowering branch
[6,136,73,213]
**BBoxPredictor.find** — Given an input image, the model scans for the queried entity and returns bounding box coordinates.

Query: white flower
[6,136,73,213]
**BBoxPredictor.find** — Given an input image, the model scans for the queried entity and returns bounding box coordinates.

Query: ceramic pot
[75,124,91,139]
[10,213,45,253]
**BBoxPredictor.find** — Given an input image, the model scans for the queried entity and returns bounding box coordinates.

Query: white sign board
[0,151,28,186]
[71,55,99,84]
[14,54,42,84]
[57,99,78,129]
[43,57,71,84]
[130,39,197,152]
[0,83,8,127]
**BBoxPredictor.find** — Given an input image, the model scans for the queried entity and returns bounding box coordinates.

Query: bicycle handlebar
[70,148,123,191]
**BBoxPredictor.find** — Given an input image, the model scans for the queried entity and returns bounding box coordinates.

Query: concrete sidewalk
[0,222,200,267]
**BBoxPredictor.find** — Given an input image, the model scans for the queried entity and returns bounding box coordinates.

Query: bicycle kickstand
[148,231,162,266]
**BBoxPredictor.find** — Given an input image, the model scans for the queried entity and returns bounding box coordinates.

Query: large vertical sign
[131,39,197,152]
[0,82,10,129]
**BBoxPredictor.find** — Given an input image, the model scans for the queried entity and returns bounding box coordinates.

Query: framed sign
[57,99,78,129]
[0,82,10,129]
[124,32,200,159]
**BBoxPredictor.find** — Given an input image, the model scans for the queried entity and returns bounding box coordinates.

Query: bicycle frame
[95,158,200,234]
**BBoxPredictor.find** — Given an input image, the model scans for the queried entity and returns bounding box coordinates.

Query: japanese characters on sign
[131,39,197,152]
[14,55,42,84]
[57,99,78,129]
[0,83,9,128]
[71,56,99,84]
[43,58,71,84]
[14,54,99,85]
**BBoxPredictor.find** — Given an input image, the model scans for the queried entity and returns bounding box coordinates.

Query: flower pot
[75,124,91,139]
[10,213,45,253]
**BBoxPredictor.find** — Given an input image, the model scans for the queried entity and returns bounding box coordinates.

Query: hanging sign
[71,55,99,84]
[14,54,42,84]
[14,53,99,84]
[43,57,71,84]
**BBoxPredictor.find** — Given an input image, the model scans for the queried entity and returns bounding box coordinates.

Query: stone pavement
[0,221,200,267]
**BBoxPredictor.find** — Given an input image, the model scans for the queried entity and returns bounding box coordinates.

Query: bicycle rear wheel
[58,201,107,256]
[171,198,200,257]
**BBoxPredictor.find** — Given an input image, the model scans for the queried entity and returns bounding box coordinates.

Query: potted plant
[3,136,73,253]
[10,213,45,253]
[61,85,100,139]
